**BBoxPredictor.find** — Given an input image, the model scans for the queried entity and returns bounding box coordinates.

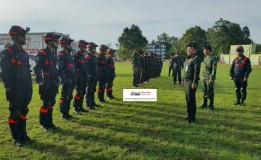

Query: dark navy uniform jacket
[85,52,99,80]
[0,44,32,101]
[73,51,89,78]
[34,48,59,83]
[230,56,252,78]
[58,51,76,85]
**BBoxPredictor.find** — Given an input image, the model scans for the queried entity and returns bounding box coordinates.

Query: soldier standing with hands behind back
[183,43,201,123]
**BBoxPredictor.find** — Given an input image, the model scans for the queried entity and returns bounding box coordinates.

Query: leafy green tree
[170,36,180,54]
[180,26,207,59]
[118,24,148,59]
[207,18,252,55]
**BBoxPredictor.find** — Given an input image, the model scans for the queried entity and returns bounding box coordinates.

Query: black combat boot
[234,99,240,105]
[9,121,24,146]
[200,98,207,109]
[208,98,214,110]
[240,99,245,106]
[47,107,59,129]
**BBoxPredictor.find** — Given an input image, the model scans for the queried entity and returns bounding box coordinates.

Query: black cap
[203,44,212,51]
[43,32,61,42]
[59,36,74,45]
[236,45,244,52]
[100,44,109,50]
[77,40,89,46]
[8,25,30,37]
[106,48,116,55]
[88,42,98,48]
[187,43,197,49]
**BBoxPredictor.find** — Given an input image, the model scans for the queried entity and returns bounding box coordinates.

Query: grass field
[0,62,260,160]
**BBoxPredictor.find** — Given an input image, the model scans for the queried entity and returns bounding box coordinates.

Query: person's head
[186,43,197,55]
[88,42,98,54]
[77,40,89,52]
[134,48,139,54]
[203,44,212,56]
[8,25,30,46]
[236,45,244,57]
[43,32,61,49]
[59,36,74,52]
[99,44,109,55]
[106,48,116,57]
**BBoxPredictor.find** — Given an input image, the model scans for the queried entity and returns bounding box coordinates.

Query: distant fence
[220,54,261,65]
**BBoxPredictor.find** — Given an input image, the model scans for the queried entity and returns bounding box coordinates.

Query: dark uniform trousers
[173,67,182,83]
[1,46,32,141]
[73,76,88,109]
[234,75,248,101]
[39,80,58,126]
[60,78,75,116]
[201,80,214,99]
[184,80,196,120]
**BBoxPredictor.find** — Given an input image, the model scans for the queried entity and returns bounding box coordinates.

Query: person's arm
[210,57,217,82]
[192,56,201,89]
[58,53,66,85]
[229,60,235,80]
[244,58,252,81]
[34,51,45,84]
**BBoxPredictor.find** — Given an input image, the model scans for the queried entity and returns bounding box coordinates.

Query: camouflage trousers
[201,79,215,99]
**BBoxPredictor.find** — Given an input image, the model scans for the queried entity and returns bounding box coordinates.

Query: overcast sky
[0,0,260,48]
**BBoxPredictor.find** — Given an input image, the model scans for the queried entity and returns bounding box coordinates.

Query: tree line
[117,18,260,60]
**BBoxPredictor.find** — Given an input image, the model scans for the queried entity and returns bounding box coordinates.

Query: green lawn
[0,62,260,160]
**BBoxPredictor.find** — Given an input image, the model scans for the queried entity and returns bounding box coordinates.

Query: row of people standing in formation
[171,43,252,124]
[0,26,117,146]
[131,48,163,87]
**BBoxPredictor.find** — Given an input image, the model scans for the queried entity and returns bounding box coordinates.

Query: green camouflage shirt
[202,55,217,80]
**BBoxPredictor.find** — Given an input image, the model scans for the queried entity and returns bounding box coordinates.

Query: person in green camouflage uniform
[131,48,141,87]
[200,45,217,110]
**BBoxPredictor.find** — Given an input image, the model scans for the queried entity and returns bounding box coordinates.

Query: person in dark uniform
[200,45,217,110]
[230,46,252,106]
[0,25,32,146]
[106,48,116,99]
[97,45,109,103]
[85,42,99,109]
[72,40,89,114]
[183,43,201,123]
[58,36,76,120]
[169,52,184,85]
[34,32,61,131]
[131,48,141,87]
